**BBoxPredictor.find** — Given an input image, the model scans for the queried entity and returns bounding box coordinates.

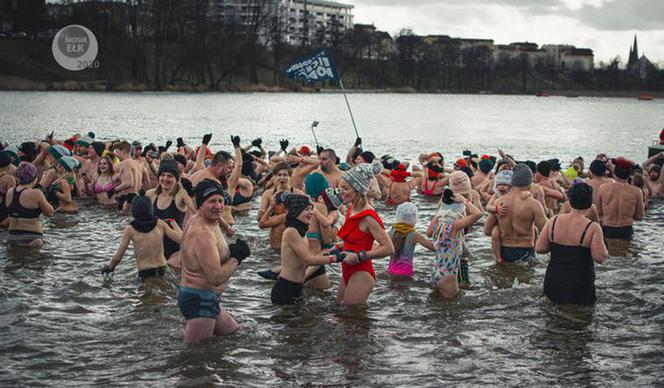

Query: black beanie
[91,141,105,157]
[158,159,180,179]
[195,179,226,208]
[173,154,187,167]
[131,191,155,222]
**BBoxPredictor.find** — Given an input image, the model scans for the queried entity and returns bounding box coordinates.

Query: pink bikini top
[93,179,114,194]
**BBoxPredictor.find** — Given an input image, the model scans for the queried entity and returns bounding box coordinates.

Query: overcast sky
[344,0,664,66]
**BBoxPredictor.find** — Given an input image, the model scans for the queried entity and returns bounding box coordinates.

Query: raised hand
[279,139,289,152]
[202,133,212,145]
[231,135,241,148]
[176,137,185,148]
[251,138,262,147]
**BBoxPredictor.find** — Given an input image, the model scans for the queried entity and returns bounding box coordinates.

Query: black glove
[181,178,194,196]
[176,137,185,148]
[332,250,346,263]
[229,239,251,265]
[279,139,289,152]
[101,265,114,274]
[354,137,362,147]
[231,135,241,148]
[316,145,324,155]
[251,138,262,147]
[202,133,212,145]
[165,140,173,151]
[158,146,165,154]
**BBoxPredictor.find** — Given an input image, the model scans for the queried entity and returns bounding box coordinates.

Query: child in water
[387,202,434,278]
[484,170,513,264]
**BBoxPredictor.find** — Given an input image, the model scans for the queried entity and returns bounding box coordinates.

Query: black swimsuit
[232,187,253,206]
[0,172,7,222]
[153,196,185,257]
[7,188,42,219]
[543,216,596,306]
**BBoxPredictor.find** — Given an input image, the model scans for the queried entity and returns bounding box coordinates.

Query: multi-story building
[208,0,353,47]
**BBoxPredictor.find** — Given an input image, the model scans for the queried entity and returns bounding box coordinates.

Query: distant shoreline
[0,76,662,99]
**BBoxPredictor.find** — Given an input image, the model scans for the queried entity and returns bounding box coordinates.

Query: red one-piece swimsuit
[337,204,385,285]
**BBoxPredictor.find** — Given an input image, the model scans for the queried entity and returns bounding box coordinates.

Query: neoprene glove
[101,265,114,274]
[252,138,262,147]
[202,133,212,145]
[279,139,289,152]
[354,137,362,147]
[165,140,172,151]
[158,146,166,154]
[231,135,241,148]
[229,239,251,264]
[176,137,185,148]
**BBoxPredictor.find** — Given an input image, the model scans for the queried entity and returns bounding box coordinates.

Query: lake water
[1,92,663,386]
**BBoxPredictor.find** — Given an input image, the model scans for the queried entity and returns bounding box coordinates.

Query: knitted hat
[0,151,11,167]
[395,202,418,225]
[48,144,72,160]
[478,158,494,174]
[131,191,155,222]
[195,179,226,208]
[19,142,37,160]
[282,192,313,219]
[512,163,533,187]
[173,154,187,167]
[321,187,343,210]
[299,145,311,156]
[158,159,180,179]
[494,170,513,186]
[91,141,105,157]
[3,145,18,159]
[341,160,382,196]
[77,134,94,148]
[15,162,38,184]
[304,172,329,199]
[448,171,471,195]
[58,156,80,172]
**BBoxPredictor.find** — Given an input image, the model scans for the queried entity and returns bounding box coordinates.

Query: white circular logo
[51,25,98,71]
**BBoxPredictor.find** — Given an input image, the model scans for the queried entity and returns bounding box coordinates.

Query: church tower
[628,34,639,68]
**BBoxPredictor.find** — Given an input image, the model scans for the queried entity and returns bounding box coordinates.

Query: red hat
[299,145,311,156]
[613,157,635,170]
[455,158,468,168]
[481,154,490,160]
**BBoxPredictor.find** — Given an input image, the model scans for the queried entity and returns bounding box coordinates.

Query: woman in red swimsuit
[337,161,395,304]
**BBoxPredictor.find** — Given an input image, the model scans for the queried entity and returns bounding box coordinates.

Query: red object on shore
[638,94,654,101]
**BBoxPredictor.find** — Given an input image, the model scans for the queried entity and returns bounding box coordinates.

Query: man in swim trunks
[484,164,547,263]
[178,179,250,343]
[271,193,345,305]
[114,140,149,212]
[597,157,643,239]
[642,152,664,198]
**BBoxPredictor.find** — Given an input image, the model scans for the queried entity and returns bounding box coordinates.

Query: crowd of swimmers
[1,127,663,343]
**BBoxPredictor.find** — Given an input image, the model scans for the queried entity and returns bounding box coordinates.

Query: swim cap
[341,160,383,196]
[321,187,343,210]
[478,158,494,174]
[91,141,105,157]
[395,202,418,225]
[304,172,329,199]
[157,159,180,179]
[15,162,38,185]
[512,163,533,187]
[195,179,226,208]
[448,171,471,195]
[131,190,155,222]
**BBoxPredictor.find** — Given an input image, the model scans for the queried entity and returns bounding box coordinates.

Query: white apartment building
[208,0,354,46]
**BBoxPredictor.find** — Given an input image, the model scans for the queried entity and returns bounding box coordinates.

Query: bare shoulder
[293,188,305,195]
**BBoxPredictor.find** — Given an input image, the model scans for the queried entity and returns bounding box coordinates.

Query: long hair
[97,156,114,176]
[391,230,408,261]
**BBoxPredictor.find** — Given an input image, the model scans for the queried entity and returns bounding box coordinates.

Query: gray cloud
[572,0,664,31]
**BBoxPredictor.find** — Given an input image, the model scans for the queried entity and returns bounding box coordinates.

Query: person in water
[597,157,643,240]
[484,170,513,264]
[40,155,79,213]
[428,188,483,299]
[177,179,250,343]
[102,190,183,280]
[387,202,434,278]
[114,140,149,212]
[484,164,548,263]
[536,182,607,306]
[0,151,17,228]
[271,193,347,305]
[146,159,196,268]
[85,155,117,206]
[5,162,54,246]
[585,159,613,207]
[642,152,664,198]
[336,161,395,305]
[258,162,303,251]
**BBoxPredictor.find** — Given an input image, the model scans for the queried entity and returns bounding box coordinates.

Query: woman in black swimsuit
[536,183,608,306]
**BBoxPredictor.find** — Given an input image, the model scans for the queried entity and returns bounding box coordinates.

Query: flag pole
[310,121,320,148]
[338,78,360,139]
